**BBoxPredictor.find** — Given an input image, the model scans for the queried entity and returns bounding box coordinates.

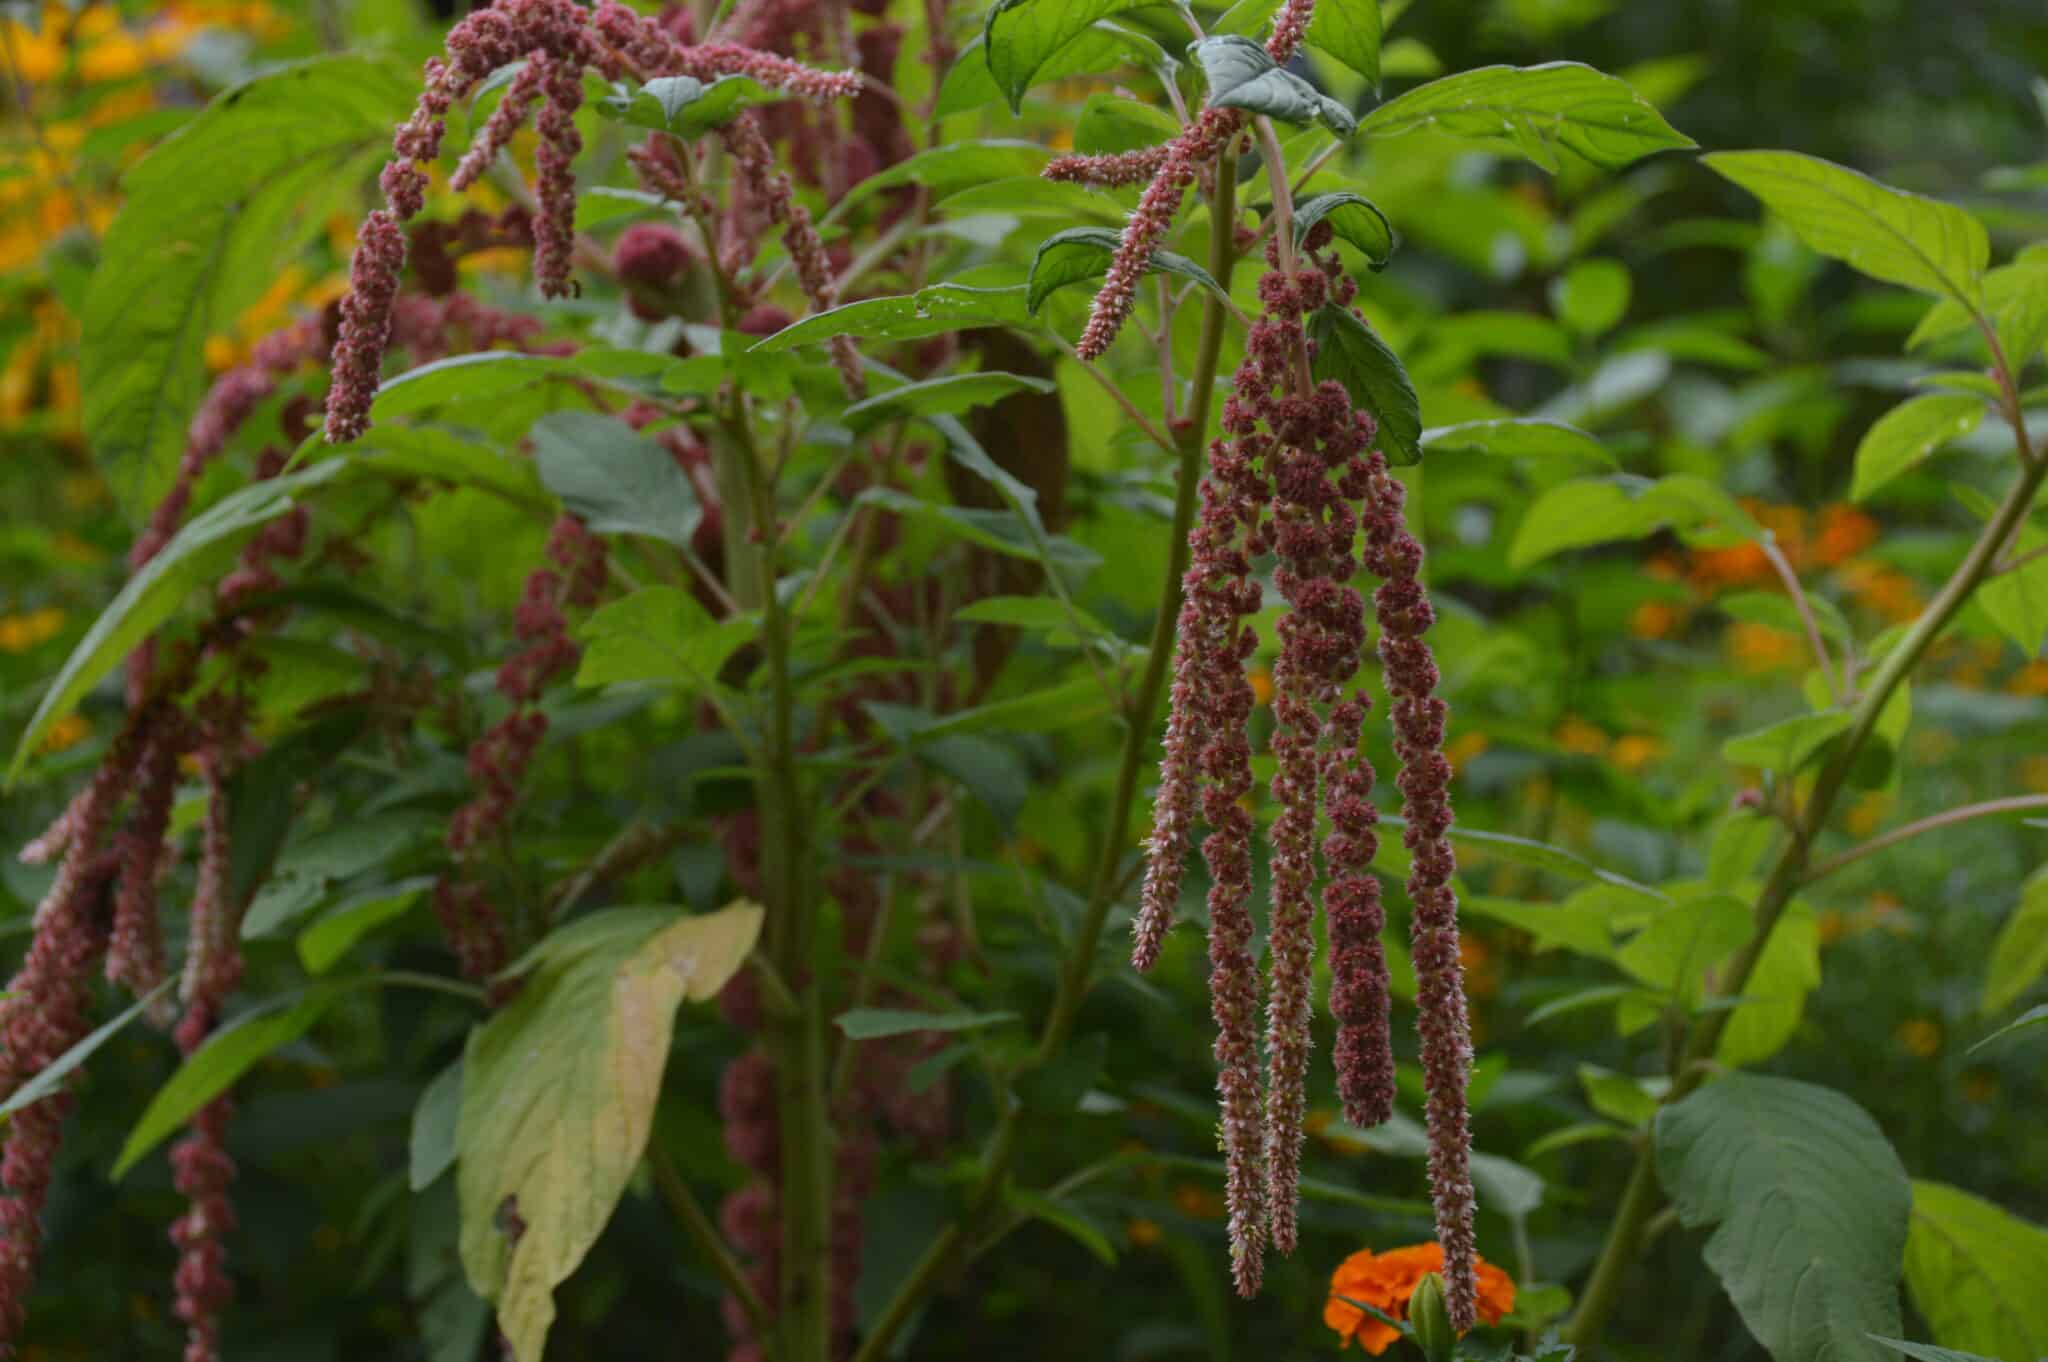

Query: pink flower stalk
[450,54,549,191]
[1044,146,1171,188]
[324,209,408,444]
[1322,692,1393,1128]
[721,113,865,397]
[1264,0,1318,68]
[1131,607,1208,970]
[1168,394,1277,1294]
[1073,107,1239,361]
[1069,0,1323,360]
[593,1,862,101]
[532,53,585,299]
[178,763,238,1019]
[168,1097,237,1362]
[106,715,190,1004]
[1360,450,1477,1328]
[0,855,113,1351]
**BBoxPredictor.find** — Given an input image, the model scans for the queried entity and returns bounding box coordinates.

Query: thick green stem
[846,149,1241,1362]
[1565,422,2048,1352]
[715,405,832,1362]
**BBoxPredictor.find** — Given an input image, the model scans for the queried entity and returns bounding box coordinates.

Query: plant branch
[1757,534,1839,702]
[648,1141,771,1336]
[1564,421,2048,1351]
[1804,794,2048,882]
[846,146,1240,1362]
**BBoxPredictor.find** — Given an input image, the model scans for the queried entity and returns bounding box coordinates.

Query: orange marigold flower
[1628,599,1683,639]
[1326,1243,1515,1355]
[1811,504,1878,567]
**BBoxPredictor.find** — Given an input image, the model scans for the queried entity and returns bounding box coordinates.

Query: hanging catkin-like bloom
[1362,455,1478,1329]
[323,0,862,443]
[1135,220,1474,1300]
[721,113,866,398]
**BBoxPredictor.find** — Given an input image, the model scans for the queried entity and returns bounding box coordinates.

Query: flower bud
[1408,1272,1457,1362]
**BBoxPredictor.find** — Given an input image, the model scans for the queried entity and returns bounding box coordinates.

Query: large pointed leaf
[1850,393,1984,501]
[1656,1075,1909,1362]
[1191,36,1357,135]
[1306,304,1421,464]
[1293,191,1396,269]
[81,56,413,520]
[530,411,704,548]
[1903,1180,2048,1362]
[1359,62,1693,172]
[458,904,763,1362]
[982,0,1156,112]
[1703,151,1988,307]
[1304,0,1381,88]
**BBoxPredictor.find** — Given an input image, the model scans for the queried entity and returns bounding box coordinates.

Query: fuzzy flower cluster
[1131,236,1477,1318]
[323,0,862,444]
[438,516,607,987]
[1062,0,1324,360]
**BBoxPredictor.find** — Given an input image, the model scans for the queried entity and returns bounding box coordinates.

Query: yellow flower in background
[1895,1018,1941,1059]
[1611,734,1664,773]
[1728,621,1802,673]
[0,607,65,653]
[37,712,89,753]
[1125,1218,1162,1248]
[1554,716,1607,757]
[1445,730,1487,772]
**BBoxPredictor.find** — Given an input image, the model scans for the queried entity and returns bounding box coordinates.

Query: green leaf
[1304,0,1382,88]
[938,28,1165,119]
[1074,92,1179,154]
[347,427,550,511]
[1464,895,1618,960]
[1968,1002,2048,1055]
[1983,867,2048,1016]
[8,461,349,784]
[833,1008,1021,1039]
[1190,36,1357,135]
[1718,590,1853,649]
[1616,891,1751,1006]
[299,877,435,975]
[410,1058,464,1191]
[1869,1341,2000,1362]
[1613,320,1772,370]
[1907,259,2048,360]
[241,812,425,939]
[1005,1188,1118,1265]
[460,904,763,1362]
[982,0,1156,112]
[575,586,758,691]
[1716,907,1821,1068]
[1306,304,1421,464]
[1980,518,2048,657]
[81,55,413,519]
[1721,710,1856,773]
[1025,226,1228,316]
[1359,62,1693,172]
[1702,151,1988,306]
[1550,258,1632,337]
[1293,191,1395,270]
[1509,474,1756,569]
[1902,1180,2048,1362]
[844,372,1058,432]
[1850,393,1984,501]
[1419,419,1612,468]
[854,488,1100,570]
[1577,1065,1660,1128]
[1523,984,1665,1029]
[116,987,343,1177]
[530,411,704,547]
[835,139,1054,215]
[750,283,1032,352]
[597,74,784,136]
[371,349,673,421]
[0,981,173,1124]
[1656,1075,1909,1362]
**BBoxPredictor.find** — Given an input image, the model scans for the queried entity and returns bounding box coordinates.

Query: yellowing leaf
[457,902,764,1361]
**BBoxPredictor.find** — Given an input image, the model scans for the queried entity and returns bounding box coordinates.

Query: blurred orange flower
[1326,1244,1516,1355]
